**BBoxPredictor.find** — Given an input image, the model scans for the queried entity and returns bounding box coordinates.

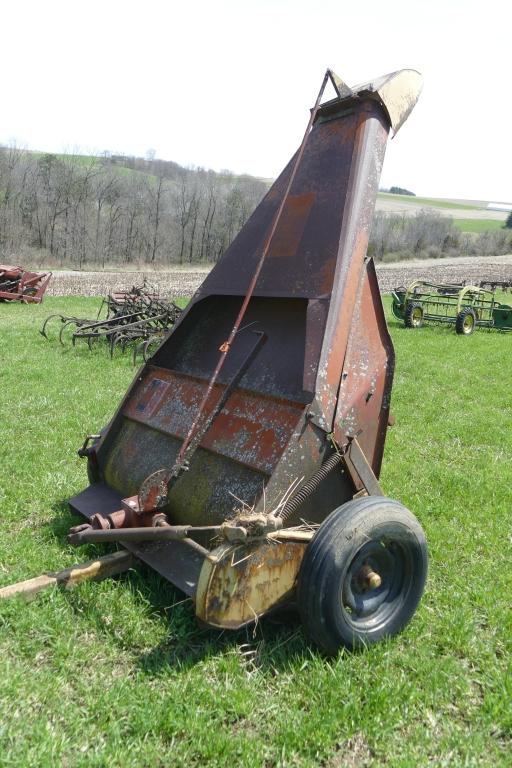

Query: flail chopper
[67,68,428,654]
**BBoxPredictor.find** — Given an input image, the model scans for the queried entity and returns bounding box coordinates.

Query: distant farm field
[453,218,506,233]
[378,192,478,211]
[376,192,509,232]
[0,296,510,766]
[42,255,512,298]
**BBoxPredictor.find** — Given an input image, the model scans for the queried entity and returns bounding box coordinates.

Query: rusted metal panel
[193,110,363,300]
[310,103,390,435]
[124,367,304,475]
[196,539,307,628]
[333,257,395,476]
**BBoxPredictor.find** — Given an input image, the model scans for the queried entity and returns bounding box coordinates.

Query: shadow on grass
[45,500,312,673]
[136,601,310,676]
[386,316,456,333]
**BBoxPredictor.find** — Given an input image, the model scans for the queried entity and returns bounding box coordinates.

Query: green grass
[29,150,101,167]
[453,218,506,233]
[1,297,511,767]
[378,192,481,211]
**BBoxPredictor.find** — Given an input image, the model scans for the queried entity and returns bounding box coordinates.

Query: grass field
[452,218,506,233]
[377,193,480,211]
[1,297,511,767]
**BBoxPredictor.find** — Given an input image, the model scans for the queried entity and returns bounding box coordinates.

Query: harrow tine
[110,332,121,358]
[142,336,157,362]
[60,319,80,346]
[40,313,65,340]
[133,339,145,366]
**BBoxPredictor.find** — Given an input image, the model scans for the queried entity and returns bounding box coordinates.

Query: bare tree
[0,145,269,268]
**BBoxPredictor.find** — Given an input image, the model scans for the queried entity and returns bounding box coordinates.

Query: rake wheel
[455,307,476,335]
[404,302,424,329]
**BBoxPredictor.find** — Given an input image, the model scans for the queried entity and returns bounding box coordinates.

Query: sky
[2,0,511,202]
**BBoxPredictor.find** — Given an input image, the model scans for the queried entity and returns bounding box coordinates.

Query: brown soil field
[46,267,211,298]
[45,256,512,299]
[376,254,512,292]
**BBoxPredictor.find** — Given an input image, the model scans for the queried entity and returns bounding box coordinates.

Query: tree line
[1,144,510,268]
[368,210,512,262]
[0,145,268,268]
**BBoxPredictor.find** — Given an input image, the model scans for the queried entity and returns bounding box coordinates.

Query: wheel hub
[463,314,474,332]
[356,564,382,591]
[412,308,422,326]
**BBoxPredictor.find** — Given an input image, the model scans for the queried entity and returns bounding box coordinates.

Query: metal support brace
[343,437,383,497]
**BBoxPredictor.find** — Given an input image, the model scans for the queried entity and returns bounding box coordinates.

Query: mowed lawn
[0,296,511,767]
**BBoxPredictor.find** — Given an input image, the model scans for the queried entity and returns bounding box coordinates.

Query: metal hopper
[68,68,428,654]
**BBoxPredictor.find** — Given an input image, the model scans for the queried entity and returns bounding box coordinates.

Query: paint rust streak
[124,367,304,474]
[266,193,316,259]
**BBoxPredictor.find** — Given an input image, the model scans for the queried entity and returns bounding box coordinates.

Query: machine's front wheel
[404,302,424,328]
[455,307,476,335]
[297,496,428,655]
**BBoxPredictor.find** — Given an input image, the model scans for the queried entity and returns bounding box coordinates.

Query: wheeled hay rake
[4,68,429,655]
[392,280,512,335]
[0,264,52,303]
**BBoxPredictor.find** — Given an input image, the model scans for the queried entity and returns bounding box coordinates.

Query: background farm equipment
[392,280,512,335]
[41,284,182,362]
[10,68,428,656]
[0,264,52,303]
[479,278,512,293]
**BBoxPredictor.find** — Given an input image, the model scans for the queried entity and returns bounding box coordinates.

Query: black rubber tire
[297,496,428,655]
[455,307,476,335]
[404,302,424,329]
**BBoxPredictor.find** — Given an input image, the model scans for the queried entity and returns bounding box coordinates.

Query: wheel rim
[341,538,413,632]
[463,314,474,333]
[412,308,422,327]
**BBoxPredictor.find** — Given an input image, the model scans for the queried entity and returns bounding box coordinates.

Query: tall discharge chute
[68,69,427,654]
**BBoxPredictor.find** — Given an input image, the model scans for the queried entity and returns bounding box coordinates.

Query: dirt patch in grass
[323,734,373,768]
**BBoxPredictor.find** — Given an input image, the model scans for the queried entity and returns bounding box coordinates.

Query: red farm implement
[0,264,52,303]
[3,69,428,655]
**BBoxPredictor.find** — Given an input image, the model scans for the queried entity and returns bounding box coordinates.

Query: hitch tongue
[67,512,283,547]
[67,522,243,547]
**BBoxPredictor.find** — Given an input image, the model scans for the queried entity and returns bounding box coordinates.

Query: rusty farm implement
[40,284,182,362]
[0,264,52,303]
[392,280,512,335]
[5,69,428,655]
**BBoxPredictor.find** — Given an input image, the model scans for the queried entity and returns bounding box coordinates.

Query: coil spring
[279,451,343,523]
